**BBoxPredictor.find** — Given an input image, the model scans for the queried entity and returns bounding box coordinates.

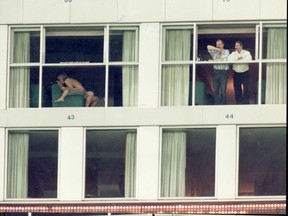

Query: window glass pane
[161,128,216,197]
[197,25,256,60]
[42,66,105,107]
[261,63,286,104]
[262,26,287,59]
[11,30,40,63]
[7,130,58,198]
[45,27,104,63]
[109,66,138,107]
[161,65,192,106]
[238,127,286,196]
[109,29,138,62]
[163,28,193,61]
[85,129,137,198]
[197,25,257,105]
[9,67,40,108]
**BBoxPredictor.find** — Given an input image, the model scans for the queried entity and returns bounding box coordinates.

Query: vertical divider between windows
[39,26,45,108]
[104,25,110,107]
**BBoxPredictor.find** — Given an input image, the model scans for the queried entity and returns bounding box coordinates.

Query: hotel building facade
[0,0,286,215]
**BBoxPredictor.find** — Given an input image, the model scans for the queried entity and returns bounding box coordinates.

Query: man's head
[216,39,224,49]
[234,41,243,53]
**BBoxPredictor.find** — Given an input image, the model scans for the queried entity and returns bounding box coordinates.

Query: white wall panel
[118,0,165,22]
[216,125,237,199]
[23,0,70,24]
[136,126,160,199]
[138,23,160,108]
[0,128,5,201]
[70,0,118,23]
[0,0,23,24]
[58,127,84,201]
[165,0,213,21]
[0,25,8,110]
[213,0,260,21]
[260,0,287,20]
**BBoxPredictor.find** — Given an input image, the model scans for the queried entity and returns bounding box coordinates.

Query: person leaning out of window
[228,41,252,104]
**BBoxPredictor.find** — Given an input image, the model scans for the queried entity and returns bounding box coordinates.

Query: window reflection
[161,128,216,197]
[238,127,286,196]
[85,129,137,198]
[7,130,58,199]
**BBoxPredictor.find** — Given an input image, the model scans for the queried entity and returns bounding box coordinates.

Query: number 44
[225,114,234,119]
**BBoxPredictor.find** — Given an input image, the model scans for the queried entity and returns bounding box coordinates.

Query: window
[6,130,58,199]
[85,129,137,198]
[238,127,286,196]
[261,25,286,104]
[8,26,139,108]
[161,23,286,106]
[161,128,216,197]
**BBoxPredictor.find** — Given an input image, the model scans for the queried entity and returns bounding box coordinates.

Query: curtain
[122,30,138,107]
[124,132,137,197]
[7,132,29,198]
[161,29,191,106]
[265,27,287,104]
[9,32,30,108]
[161,131,186,197]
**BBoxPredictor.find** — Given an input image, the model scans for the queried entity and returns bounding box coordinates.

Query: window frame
[4,128,60,200]
[7,24,140,109]
[83,127,138,200]
[236,124,286,198]
[160,21,286,106]
[159,126,217,199]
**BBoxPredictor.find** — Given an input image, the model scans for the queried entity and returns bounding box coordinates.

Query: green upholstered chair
[30,84,46,107]
[195,81,207,105]
[188,80,207,105]
[51,84,85,107]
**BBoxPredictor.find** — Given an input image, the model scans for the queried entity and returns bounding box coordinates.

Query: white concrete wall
[138,23,161,108]
[0,105,286,128]
[137,126,160,199]
[216,125,237,199]
[0,25,8,110]
[0,0,286,24]
[0,128,5,201]
[58,127,84,201]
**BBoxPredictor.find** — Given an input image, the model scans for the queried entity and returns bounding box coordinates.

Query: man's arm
[207,45,219,51]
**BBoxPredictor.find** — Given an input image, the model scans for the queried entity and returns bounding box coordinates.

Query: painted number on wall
[225,114,234,119]
[67,115,75,120]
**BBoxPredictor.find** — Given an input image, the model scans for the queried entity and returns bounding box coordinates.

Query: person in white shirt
[228,41,252,104]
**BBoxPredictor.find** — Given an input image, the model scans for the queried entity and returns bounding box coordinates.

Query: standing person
[55,72,98,107]
[228,41,252,104]
[207,39,230,105]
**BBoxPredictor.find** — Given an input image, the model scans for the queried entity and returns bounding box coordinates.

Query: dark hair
[216,39,224,45]
[235,40,243,47]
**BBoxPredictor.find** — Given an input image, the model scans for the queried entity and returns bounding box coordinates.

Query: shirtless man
[55,73,98,107]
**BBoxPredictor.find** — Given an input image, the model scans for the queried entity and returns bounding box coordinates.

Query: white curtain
[161,29,191,106]
[265,27,287,104]
[124,132,136,197]
[9,32,30,108]
[7,132,29,198]
[122,30,138,107]
[161,131,186,197]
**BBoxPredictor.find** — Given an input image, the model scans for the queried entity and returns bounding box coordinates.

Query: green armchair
[51,84,85,107]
